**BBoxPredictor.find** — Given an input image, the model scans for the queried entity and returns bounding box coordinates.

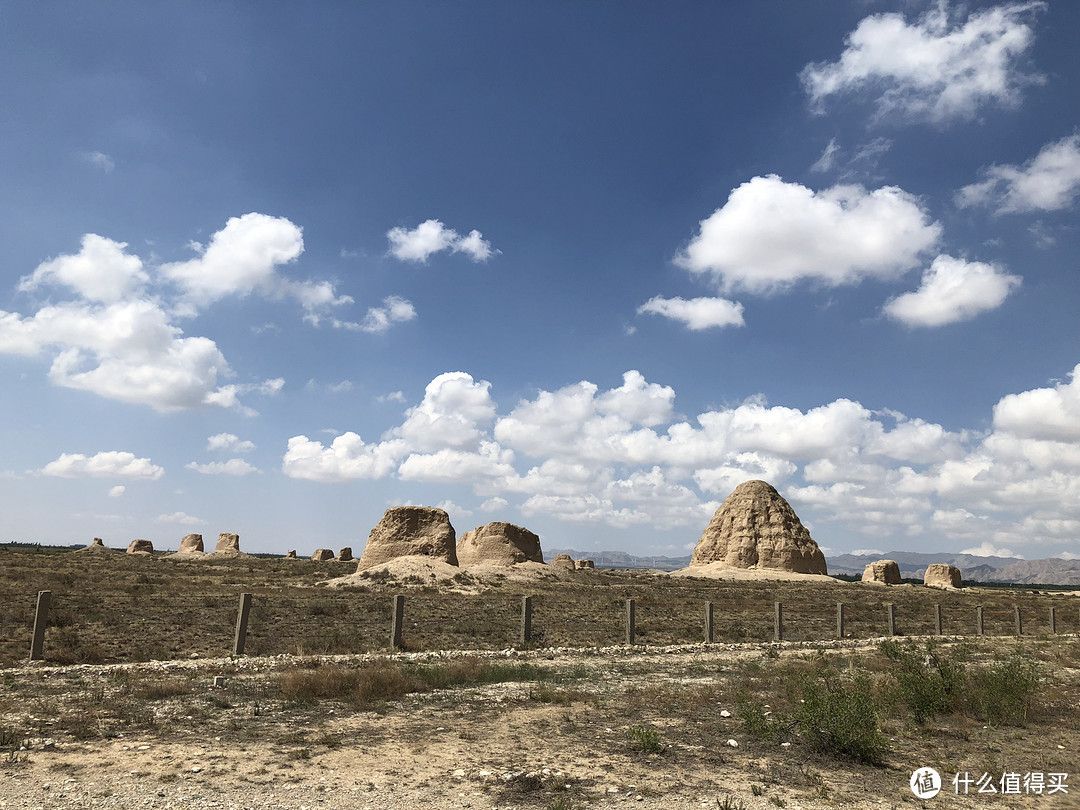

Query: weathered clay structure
[285,550,297,559]
[126,539,153,555]
[356,506,458,570]
[212,532,242,555]
[456,522,544,566]
[690,480,828,575]
[552,553,576,571]
[862,560,903,585]
[575,559,595,570]
[178,534,204,553]
[924,563,962,589]
[77,538,113,553]
[311,549,335,561]
[337,547,354,562]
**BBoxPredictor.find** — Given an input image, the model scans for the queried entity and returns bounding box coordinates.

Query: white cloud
[850,549,884,557]
[801,2,1045,124]
[436,499,474,519]
[334,295,416,334]
[636,296,745,330]
[185,459,259,476]
[992,364,1080,441]
[108,485,125,498]
[206,433,256,453]
[675,176,940,294]
[0,215,353,412]
[19,235,148,304]
[275,365,1080,553]
[377,390,406,404]
[162,213,304,308]
[959,542,1022,559]
[282,433,405,482]
[883,255,1021,327]
[480,496,509,513]
[386,219,496,263]
[156,511,204,526]
[956,134,1080,213]
[42,451,164,480]
[811,139,841,173]
[82,151,115,173]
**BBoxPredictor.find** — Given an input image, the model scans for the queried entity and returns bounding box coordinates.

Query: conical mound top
[690,480,827,575]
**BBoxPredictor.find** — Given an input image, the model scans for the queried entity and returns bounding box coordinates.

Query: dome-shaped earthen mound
[179,534,204,553]
[127,539,153,555]
[357,506,458,571]
[924,563,962,589]
[552,553,575,570]
[690,480,827,575]
[862,560,902,585]
[311,548,335,561]
[456,522,544,567]
[78,538,114,553]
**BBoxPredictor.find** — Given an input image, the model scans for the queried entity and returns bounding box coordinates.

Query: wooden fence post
[886,603,897,636]
[1014,606,1023,637]
[232,593,253,656]
[625,598,636,645]
[390,594,405,650]
[520,596,533,645]
[704,601,715,643]
[29,591,52,661]
[976,605,984,636]
[836,602,845,639]
[1049,606,1057,635]
[934,604,943,636]
[773,601,783,642]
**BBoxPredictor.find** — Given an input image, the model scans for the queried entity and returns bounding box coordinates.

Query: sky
[2,1,1080,561]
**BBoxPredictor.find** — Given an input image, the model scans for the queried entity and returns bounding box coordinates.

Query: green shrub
[880,640,967,724]
[967,650,1041,726]
[627,724,666,755]
[795,670,888,765]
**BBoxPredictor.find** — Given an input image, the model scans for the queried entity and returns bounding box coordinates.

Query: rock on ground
[690,480,827,575]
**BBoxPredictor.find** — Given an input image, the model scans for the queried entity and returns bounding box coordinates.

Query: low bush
[967,650,1041,726]
[880,640,967,724]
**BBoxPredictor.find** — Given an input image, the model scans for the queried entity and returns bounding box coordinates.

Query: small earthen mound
[924,563,962,589]
[337,547,354,562]
[357,506,458,571]
[212,532,242,555]
[690,480,827,575]
[179,534,204,553]
[127,539,153,555]
[552,553,575,571]
[312,549,335,561]
[285,550,297,559]
[862,560,903,585]
[456,522,544,567]
[575,559,595,570]
[78,538,113,553]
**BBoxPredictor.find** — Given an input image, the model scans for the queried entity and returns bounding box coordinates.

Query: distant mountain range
[548,548,1080,586]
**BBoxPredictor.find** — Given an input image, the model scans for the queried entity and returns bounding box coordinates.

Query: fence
[24,590,1078,663]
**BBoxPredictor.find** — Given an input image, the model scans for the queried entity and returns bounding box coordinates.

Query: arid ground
[1,546,1078,809]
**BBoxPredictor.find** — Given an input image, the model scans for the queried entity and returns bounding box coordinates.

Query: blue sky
[3,1,1080,560]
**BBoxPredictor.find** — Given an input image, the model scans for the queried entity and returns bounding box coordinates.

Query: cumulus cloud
[675,176,940,294]
[19,235,148,304]
[956,134,1080,213]
[636,296,745,330]
[386,219,496,262]
[41,451,164,479]
[801,1,1045,124]
[108,485,126,498]
[883,255,1021,327]
[338,295,416,334]
[276,366,1080,555]
[0,214,363,412]
[207,433,256,453]
[992,364,1080,441]
[185,459,259,476]
[82,151,115,173]
[959,542,1022,558]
